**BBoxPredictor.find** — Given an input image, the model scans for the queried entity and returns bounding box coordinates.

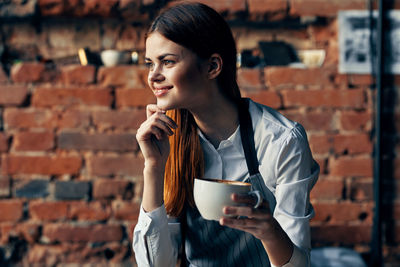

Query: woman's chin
[156,99,174,111]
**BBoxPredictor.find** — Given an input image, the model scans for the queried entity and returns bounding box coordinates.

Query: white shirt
[133,99,319,267]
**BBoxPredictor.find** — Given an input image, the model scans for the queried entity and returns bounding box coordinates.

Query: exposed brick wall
[0,0,399,266]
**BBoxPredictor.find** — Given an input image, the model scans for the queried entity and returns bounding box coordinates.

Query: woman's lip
[153,86,172,97]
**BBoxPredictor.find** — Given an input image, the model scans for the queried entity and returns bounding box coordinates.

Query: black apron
[181,98,272,267]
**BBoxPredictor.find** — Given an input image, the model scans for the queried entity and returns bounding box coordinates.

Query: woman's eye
[145,62,154,69]
[163,60,175,66]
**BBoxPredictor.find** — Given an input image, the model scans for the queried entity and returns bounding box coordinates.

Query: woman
[133,2,319,267]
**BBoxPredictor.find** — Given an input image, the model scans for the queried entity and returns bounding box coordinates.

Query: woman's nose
[149,66,165,82]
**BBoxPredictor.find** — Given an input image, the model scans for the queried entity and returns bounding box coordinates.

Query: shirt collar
[197,125,243,154]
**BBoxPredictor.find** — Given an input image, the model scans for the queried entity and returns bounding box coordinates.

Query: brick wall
[0,0,399,266]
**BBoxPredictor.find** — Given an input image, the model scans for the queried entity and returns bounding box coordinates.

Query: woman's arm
[220,124,318,267]
[133,104,178,266]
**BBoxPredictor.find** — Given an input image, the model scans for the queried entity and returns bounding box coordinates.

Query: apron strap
[238,98,260,176]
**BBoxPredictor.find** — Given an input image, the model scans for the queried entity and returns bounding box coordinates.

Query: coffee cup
[193,178,262,221]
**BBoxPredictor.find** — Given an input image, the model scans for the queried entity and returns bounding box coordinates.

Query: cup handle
[248,190,262,209]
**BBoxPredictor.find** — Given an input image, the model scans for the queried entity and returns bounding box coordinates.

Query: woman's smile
[153,86,173,97]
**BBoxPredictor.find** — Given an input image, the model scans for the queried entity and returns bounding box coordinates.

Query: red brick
[281,110,334,131]
[27,243,129,264]
[242,90,281,109]
[333,134,372,155]
[97,65,147,88]
[309,20,337,44]
[0,85,28,106]
[282,88,366,108]
[0,222,40,244]
[12,131,54,151]
[10,62,45,83]
[116,88,156,108]
[38,0,66,16]
[339,110,372,131]
[392,203,400,221]
[29,201,68,221]
[92,109,146,130]
[0,176,10,197]
[92,179,133,199]
[68,201,111,221]
[114,24,143,51]
[42,223,123,243]
[60,65,95,85]
[312,202,373,223]
[248,0,287,13]
[0,200,24,222]
[309,134,332,155]
[112,200,140,221]
[88,154,144,177]
[290,0,366,17]
[349,74,374,87]
[314,156,327,174]
[330,157,373,177]
[186,0,246,13]
[310,179,343,200]
[58,109,91,129]
[27,244,69,265]
[58,132,137,152]
[81,0,120,17]
[265,67,333,87]
[324,40,339,67]
[32,87,112,108]
[0,67,8,83]
[237,68,265,90]
[349,179,373,201]
[0,133,9,152]
[311,225,371,245]
[2,155,82,175]
[4,108,57,129]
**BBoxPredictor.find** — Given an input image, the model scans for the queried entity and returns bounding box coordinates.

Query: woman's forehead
[145,33,188,59]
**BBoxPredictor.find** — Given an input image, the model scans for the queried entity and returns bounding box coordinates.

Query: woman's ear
[207,53,223,79]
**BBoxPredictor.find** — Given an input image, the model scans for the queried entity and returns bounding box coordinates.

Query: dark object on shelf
[78,48,102,66]
[239,49,262,68]
[258,41,300,66]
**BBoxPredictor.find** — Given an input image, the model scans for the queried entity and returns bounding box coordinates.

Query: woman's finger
[146,104,164,118]
[156,113,178,130]
[231,193,270,210]
[223,206,270,220]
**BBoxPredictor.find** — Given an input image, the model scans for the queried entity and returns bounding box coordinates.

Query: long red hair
[164,109,204,217]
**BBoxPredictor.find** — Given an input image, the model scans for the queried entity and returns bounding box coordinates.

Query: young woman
[133,2,319,267]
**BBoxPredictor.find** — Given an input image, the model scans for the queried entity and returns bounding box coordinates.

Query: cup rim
[195,177,251,186]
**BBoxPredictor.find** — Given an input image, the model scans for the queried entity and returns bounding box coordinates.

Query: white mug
[193,178,262,221]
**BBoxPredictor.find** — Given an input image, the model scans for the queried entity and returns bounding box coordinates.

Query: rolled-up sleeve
[133,204,178,267]
[272,124,319,267]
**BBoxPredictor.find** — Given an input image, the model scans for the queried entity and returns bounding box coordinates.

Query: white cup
[193,178,261,221]
[100,49,131,66]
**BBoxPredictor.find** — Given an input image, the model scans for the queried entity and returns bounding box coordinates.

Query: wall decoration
[339,10,400,74]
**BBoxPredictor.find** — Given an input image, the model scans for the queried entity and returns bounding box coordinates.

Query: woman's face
[145,32,211,111]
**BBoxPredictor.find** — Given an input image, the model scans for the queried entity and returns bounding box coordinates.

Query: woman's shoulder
[248,99,300,133]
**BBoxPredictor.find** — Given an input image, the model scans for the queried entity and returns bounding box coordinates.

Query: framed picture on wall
[339,10,400,74]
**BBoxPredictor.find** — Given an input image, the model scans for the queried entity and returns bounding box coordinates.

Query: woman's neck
[190,96,239,148]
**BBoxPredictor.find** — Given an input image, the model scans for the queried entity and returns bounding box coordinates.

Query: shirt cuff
[137,204,168,236]
[271,244,309,267]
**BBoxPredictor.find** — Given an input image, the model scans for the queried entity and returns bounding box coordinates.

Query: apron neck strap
[238,98,260,176]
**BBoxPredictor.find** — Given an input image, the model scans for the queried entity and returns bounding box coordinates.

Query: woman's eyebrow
[145,53,179,61]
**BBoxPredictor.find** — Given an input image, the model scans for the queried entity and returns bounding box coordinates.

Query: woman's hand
[219,193,275,241]
[219,194,294,266]
[138,105,178,212]
[136,104,177,168]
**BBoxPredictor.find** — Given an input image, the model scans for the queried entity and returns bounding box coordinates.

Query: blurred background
[0,0,398,266]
